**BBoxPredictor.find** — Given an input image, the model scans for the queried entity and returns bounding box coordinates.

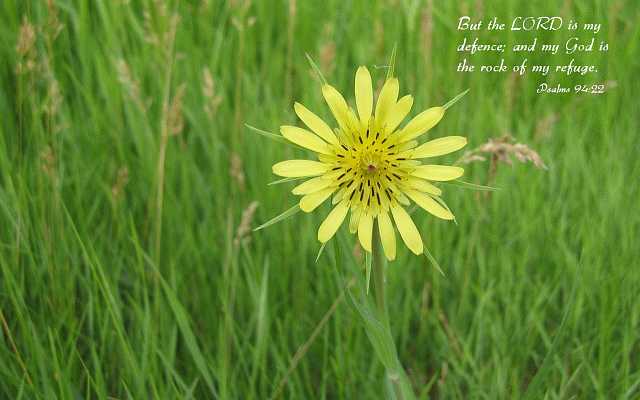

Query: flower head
[272,66,467,260]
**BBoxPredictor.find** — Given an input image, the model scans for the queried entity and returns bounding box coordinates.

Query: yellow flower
[272,66,466,260]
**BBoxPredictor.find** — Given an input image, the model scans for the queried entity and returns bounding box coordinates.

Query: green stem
[371,222,386,320]
[370,222,416,400]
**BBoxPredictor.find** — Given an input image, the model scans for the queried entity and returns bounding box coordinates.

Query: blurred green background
[1,0,638,398]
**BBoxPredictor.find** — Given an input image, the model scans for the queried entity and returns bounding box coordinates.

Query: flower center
[359,150,383,176]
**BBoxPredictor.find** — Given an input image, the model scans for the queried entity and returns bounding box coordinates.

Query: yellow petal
[299,187,334,212]
[411,165,464,181]
[280,126,331,155]
[412,136,467,158]
[272,160,330,177]
[386,95,413,133]
[292,176,331,195]
[397,107,444,142]
[405,177,442,196]
[349,207,362,233]
[332,188,345,205]
[322,84,350,131]
[358,213,373,252]
[374,78,399,127]
[294,102,339,145]
[377,212,396,261]
[390,205,423,255]
[318,201,349,243]
[405,189,454,220]
[355,66,373,125]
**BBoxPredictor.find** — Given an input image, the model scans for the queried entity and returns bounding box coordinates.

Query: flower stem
[370,222,416,400]
[371,222,386,321]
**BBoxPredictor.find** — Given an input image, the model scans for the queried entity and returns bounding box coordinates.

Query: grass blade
[522,260,581,400]
[155,269,218,397]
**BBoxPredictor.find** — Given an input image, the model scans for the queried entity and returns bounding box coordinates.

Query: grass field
[1,0,639,398]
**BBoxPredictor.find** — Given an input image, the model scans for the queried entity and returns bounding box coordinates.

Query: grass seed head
[230,152,246,191]
[460,134,547,170]
[168,83,187,136]
[234,201,259,247]
[202,68,223,118]
[111,166,130,202]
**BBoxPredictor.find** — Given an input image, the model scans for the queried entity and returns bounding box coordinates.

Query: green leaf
[346,289,398,371]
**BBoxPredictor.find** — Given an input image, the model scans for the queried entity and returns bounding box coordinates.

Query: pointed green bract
[386,44,397,80]
[253,204,300,231]
[245,123,288,144]
[315,242,327,263]
[423,245,446,277]
[305,53,327,85]
[268,177,306,186]
[443,88,470,110]
[365,250,372,295]
[444,180,500,192]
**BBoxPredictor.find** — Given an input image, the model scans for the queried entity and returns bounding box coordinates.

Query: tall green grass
[1,0,638,398]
